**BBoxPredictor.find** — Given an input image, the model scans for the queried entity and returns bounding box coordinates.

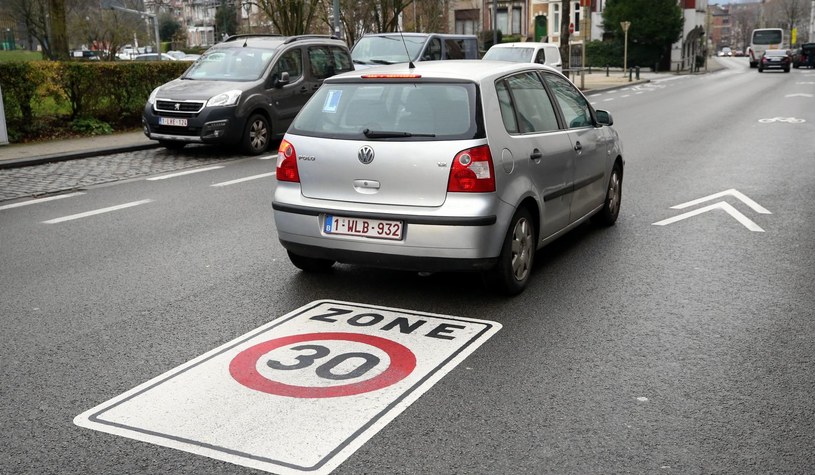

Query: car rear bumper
[272,184,514,272]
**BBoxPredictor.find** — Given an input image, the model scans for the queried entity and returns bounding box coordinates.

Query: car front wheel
[242,113,270,155]
[483,208,536,296]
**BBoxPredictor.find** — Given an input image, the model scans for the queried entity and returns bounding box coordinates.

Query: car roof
[360,32,475,38]
[328,59,559,83]
[214,34,346,49]
[490,42,557,49]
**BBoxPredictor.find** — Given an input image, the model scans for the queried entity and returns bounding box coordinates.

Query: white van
[482,42,563,72]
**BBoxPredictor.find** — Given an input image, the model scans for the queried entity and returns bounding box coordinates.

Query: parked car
[142,34,353,155]
[272,60,624,295]
[758,49,791,73]
[482,42,563,72]
[351,33,479,69]
[133,53,177,61]
[792,43,815,68]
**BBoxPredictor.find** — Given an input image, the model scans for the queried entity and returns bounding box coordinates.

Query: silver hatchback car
[273,60,623,295]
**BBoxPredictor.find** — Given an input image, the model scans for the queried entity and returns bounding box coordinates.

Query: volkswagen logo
[358,145,375,165]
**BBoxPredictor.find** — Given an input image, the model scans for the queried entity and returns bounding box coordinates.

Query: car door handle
[573,141,583,154]
[530,149,543,160]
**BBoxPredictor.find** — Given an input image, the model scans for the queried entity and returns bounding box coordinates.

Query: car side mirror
[274,71,290,88]
[595,109,613,126]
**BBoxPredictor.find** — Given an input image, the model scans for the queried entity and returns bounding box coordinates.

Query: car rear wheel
[242,113,270,155]
[483,208,536,296]
[592,165,622,226]
[287,251,335,272]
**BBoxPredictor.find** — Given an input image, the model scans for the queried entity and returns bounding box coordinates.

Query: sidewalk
[0,62,720,170]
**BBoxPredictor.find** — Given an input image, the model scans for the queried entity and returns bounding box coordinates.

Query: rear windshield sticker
[323,90,342,113]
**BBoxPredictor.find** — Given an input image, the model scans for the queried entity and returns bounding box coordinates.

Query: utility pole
[621,21,631,78]
[103,1,161,60]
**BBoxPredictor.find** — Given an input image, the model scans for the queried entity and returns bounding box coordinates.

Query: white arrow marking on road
[653,201,765,232]
[146,166,224,181]
[669,188,771,214]
[211,172,276,187]
[42,199,153,224]
[785,93,813,98]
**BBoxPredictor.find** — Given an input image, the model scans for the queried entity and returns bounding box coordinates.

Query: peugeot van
[142,34,353,155]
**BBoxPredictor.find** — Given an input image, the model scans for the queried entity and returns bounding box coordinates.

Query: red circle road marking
[229,332,417,398]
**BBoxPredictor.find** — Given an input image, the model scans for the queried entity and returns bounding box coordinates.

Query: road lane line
[146,166,224,181]
[257,154,277,160]
[43,199,153,224]
[211,172,276,187]
[0,192,85,211]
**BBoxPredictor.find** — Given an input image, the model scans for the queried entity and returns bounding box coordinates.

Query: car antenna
[397,26,415,69]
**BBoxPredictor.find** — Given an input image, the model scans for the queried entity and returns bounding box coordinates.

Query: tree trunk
[560,0,571,73]
[48,0,69,60]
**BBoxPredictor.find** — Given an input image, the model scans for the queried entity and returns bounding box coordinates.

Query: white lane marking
[0,192,85,211]
[211,172,276,187]
[257,154,277,160]
[603,98,615,102]
[671,189,771,214]
[146,166,224,181]
[653,201,765,232]
[43,199,153,224]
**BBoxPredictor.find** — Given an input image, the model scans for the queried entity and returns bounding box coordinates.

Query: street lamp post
[621,21,631,79]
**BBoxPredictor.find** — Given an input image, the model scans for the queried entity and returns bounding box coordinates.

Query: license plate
[159,117,188,127]
[324,215,403,240]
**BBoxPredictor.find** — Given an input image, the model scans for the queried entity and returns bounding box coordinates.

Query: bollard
[635,66,640,80]
[605,65,609,77]
[628,67,633,82]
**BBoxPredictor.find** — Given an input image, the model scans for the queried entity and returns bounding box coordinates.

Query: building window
[455,9,478,35]
[496,6,522,35]
[553,4,560,34]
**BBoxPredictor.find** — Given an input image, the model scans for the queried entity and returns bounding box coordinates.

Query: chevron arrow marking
[670,189,771,214]
[653,201,765,232]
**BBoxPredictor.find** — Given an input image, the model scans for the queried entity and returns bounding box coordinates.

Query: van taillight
[276,139,300,182]
[447,145,495,192]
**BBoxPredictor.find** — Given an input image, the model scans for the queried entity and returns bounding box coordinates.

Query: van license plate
[159,117,188,127]
[324,215,403,240]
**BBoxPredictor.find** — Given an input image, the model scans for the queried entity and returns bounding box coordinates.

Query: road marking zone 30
[74,300,501,474]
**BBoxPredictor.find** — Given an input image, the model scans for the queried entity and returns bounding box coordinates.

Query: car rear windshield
[182,46,276,81]
[483,47,534,62]
[352,36,426,64]
[289,81,482,140]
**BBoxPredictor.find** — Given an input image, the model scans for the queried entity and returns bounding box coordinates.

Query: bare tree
[766,0,809,43]
[255,0,322,36]
[559,0,571,71]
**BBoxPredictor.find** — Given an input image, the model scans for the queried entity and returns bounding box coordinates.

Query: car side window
[331,46,354,75]
[308,46,338,80]
[542,73,592,128]
[499,72,560,134]
[444,39,465,59]
[425,38,442,60]
[271,49,303,83]
[534,49,545,64]
[496,81,518,134]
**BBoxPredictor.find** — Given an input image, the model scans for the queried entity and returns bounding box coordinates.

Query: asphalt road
[1,57,814,474]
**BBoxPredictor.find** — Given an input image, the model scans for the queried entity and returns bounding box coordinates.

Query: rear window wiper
[363,129,436,138]
[369,59,396,65]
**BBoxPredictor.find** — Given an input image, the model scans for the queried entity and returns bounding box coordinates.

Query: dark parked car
[143,34,353,155]
[792,43,815,68]
[758,49,791,73]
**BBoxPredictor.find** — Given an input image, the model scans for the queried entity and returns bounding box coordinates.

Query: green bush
[0,60,188,142]
[71,117,114,135]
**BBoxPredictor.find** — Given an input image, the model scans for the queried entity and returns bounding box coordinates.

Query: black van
[142,35,353,155]
[351,33,479,68]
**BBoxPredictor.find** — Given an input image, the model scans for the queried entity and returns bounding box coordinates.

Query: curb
[0,142,161,170]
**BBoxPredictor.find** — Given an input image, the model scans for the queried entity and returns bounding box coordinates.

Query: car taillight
[276,139,300,182]
[447,145,495,193]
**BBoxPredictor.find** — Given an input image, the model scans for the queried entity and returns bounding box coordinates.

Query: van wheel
[287,251,335,272]
[592,165,622,226]
[159,140,185,151]
[242,114,270,155]
[483,208,536,296]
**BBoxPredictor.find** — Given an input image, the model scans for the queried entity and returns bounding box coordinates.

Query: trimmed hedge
[0,61,189,142]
